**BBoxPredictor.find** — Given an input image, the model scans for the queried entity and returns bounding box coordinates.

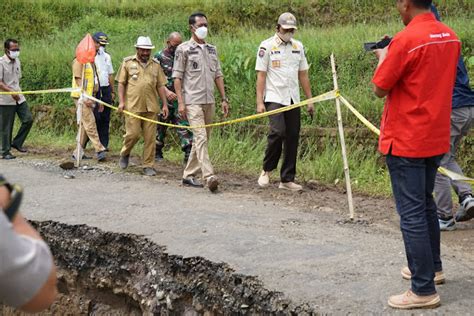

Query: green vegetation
[3,0,473,195]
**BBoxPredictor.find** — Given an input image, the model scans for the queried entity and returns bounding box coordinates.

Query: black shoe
[143,167,157,176]
[119,155,129,169]
[97,151,106,162]
[1,153,16,160]
[182,177,203,188]
[155,147,164,162]
[12,145,27,153]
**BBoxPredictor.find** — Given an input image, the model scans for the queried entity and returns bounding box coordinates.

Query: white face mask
[9,50,20,59]
[194,26,208,40]
[278,32,294,43]
[99,46,105,53]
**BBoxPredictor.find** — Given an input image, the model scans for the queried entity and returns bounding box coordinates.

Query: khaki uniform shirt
[255,34,309,105]
[0,55,25,105]
[117,55,167,113]
[172,39,223,105]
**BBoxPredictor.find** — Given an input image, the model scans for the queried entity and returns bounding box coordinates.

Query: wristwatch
[0,176,22,222]
[221,96,229,103]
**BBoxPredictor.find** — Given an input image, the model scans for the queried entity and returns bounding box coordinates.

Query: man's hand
[12,94,20,102]
[0,185,10,210]
[374,46,388,65]
[222,100,229,118]
[84,99,95,108]
[307,103,315,117]
[118,103,125,113]
[162,105,169,120]
[98,104,104,113]
[111,91,116,102]
[165,88,177,102]
[256,101,265,114]
[178,102,186,120]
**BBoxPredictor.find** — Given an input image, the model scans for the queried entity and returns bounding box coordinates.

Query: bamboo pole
[330,53,355,219]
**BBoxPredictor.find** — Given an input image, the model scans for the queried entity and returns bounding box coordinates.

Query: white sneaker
[278,182,303,191]
[258,171,270,188]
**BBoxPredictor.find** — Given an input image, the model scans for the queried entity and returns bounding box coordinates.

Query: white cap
[134,36,155,49]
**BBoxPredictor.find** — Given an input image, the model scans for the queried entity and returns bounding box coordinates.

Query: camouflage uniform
[154,48,193,161]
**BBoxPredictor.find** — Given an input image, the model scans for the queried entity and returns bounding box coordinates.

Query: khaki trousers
[74,98,105,153]
[120,112,157,168]
[183,103,215,180]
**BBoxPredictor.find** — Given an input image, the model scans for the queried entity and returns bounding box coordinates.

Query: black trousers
[0,105,16,156]
[263,102,301,182]
[94,86,112,149]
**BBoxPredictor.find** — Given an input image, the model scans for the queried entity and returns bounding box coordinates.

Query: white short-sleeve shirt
[255,34,309,105]
[95,50,114,87]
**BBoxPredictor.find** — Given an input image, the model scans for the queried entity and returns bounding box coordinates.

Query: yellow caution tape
[0,87,80,95]
[438,167,474,185]
[339,94,474,185]
[83,90,338,129]
[339,95,380,136]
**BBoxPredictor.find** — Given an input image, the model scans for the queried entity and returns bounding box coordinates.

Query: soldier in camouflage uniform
[155,32,193,163]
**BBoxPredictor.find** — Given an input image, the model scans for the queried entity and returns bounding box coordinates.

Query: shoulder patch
[258,48,265,58]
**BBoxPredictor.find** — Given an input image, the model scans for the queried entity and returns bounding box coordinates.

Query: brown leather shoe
[401,266,445,285]
[388,290,440,309]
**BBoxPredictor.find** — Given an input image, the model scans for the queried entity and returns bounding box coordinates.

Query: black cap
[93,32,109,45]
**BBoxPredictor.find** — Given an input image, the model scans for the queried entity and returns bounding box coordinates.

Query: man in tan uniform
[173,12,230,192]
[118,36,169,176]
[71,36,106,162]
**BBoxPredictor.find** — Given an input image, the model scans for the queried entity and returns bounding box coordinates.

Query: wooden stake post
[330,53,355,219]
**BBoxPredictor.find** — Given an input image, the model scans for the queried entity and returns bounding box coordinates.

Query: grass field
[3,0,473,195]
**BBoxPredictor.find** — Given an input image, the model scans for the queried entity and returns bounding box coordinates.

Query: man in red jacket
[372,0,460,309]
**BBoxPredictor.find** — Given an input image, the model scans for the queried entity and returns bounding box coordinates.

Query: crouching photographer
[0,175,57,313]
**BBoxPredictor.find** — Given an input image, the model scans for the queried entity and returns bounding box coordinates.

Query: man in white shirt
[255,13,314,191]
[93,32,115,150]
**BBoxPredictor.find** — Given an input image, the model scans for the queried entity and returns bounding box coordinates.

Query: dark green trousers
[12,101,33,149]
[0,105,16,156]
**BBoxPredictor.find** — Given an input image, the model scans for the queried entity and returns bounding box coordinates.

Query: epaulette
[152,57,160,64]
[122,55,135,62]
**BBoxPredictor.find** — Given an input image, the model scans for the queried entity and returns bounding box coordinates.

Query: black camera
[364,37,392,52]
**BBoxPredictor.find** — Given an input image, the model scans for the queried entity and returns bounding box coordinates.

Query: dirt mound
[12,221,314,315]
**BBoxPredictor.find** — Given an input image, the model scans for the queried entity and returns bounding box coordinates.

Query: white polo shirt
[255,34,309,106]
[95,49,114,87]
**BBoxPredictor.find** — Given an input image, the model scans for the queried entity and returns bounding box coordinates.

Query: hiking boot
[388,290,440,309]
[182,177,203,188]
[439,217,456,231]
[155,146,164,162]
[455,195,474,222]
[278,181,303,191]
[97,150,106,162]
[119,155,129,169]
[183,145,191,165]
[143,167,157,176]
[258,171,270,188]
[401,266,445,285]
[207,176,219,193]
